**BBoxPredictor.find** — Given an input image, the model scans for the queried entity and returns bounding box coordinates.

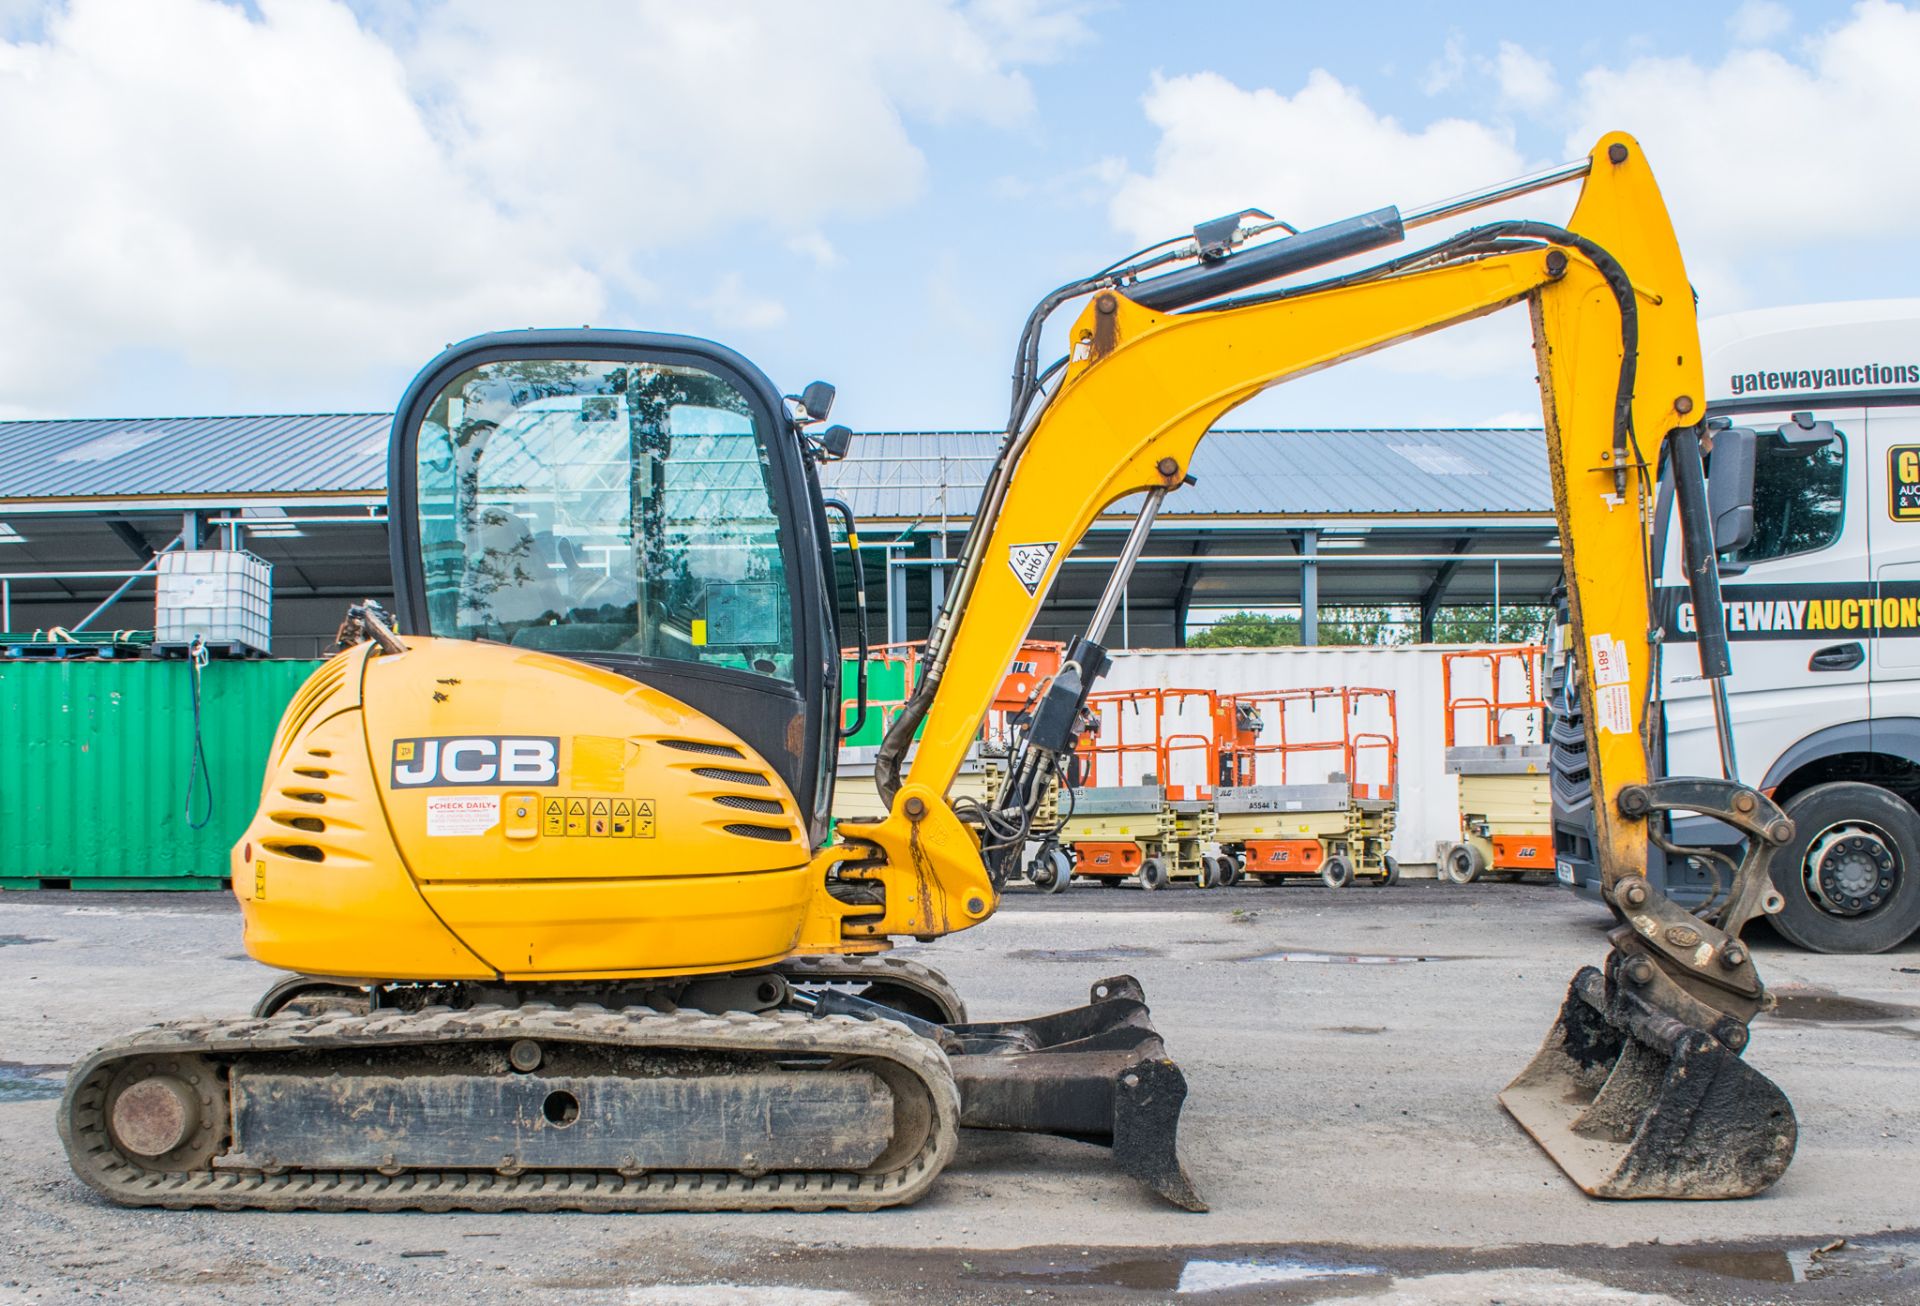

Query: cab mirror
[1706,424,1757,556]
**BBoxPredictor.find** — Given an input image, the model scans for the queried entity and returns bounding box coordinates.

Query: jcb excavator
[61,133,1798,1212]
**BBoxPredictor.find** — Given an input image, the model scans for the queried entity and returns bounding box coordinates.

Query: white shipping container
[155,549,273,655]
[1103,645,1514,873]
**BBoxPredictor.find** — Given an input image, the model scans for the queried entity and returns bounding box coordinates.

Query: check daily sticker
[426,795,500,837]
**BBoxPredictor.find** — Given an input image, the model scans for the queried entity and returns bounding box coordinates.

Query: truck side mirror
[1706,424,1757,556]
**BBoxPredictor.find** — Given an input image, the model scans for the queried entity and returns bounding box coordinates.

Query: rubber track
[59,1005,959,1213]
[777,954,967,1023]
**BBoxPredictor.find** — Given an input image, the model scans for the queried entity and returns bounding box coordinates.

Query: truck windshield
[413,358,795,681]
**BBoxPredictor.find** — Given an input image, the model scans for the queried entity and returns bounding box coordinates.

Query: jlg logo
[390,736,560,788]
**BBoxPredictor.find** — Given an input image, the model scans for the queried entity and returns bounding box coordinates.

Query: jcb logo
[391,736,560,788]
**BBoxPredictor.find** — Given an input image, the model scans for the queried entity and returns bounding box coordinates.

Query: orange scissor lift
[1440,645,1551,884]
[1213,686,1401,888]
[1044,687,1233,891]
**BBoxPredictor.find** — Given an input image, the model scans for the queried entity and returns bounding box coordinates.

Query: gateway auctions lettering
[1728,361,1918,395]
[1660,582,1920,642]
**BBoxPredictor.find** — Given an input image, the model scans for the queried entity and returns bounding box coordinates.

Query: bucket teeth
[1502,966,1796,1199]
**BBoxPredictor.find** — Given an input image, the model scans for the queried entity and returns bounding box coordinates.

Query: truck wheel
[1221,855,1243,888]
[1202,853,1235,888]
[1139,857,1169,891]
[1379,855,1400,887]
[1770,783,1920,953]
[1442,843,1484,885]
[1321,855,1354,889]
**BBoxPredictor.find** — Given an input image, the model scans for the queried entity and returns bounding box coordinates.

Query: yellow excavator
[61,133,1798,1212]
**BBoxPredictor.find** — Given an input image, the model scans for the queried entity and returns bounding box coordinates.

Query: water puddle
[0,934,51,947]
[1672,1247,1795,1283]
[0,1060,68,1101]
[1766,986,1918,1023]
[1008,945,1163,962]
[1239,948,1453,964]
[1177,1259,1379,1293]
[1672,1236,1915,1285]
[980,1254,1379,1295]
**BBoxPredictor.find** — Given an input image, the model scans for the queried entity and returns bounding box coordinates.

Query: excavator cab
[390,335,842,845]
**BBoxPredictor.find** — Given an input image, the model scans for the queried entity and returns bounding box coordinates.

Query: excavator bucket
[1502,964,1796,1199]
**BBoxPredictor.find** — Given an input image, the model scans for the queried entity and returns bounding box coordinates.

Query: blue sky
[0,1,1909,429]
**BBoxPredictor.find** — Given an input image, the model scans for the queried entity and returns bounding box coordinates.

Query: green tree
[1186,610,1301,647]
[1430,604,1550,644]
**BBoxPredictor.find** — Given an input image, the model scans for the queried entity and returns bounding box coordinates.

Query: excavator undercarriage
[63,968,1196,1213]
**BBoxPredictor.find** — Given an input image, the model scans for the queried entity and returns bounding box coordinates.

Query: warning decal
[1587,632,1633,737]
[541,795,656,838]
[1007,542,1058,596]
[426,795,500,837]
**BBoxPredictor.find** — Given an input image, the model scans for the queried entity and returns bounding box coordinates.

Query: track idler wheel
[1501,961,1796,1199]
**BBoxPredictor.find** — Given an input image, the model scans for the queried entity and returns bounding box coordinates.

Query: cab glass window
[413,358,795,680]
[1723,426,1846,567]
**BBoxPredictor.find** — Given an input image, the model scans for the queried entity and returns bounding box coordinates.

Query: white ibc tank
[155,549,273,655]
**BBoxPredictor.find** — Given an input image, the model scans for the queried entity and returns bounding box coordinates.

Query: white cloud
[699,274,788,332]
[1422,34,1468,95]
[1109,69,1524,245]
[1565,0,1920,298]
[0,0,1073,412]
[1729,0,1793,44]
[786,232,843,269]
[0,0,601,409]
[1493,41,1559,110]
[962,0,1095,64]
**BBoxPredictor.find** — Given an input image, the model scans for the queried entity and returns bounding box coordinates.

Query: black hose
[184,637,214,831]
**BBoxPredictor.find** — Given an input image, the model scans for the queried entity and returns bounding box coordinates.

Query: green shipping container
[838,656,913,748]
[1,659,322,889]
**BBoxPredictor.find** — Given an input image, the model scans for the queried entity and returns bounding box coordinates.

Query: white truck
[1555,299,1920,952]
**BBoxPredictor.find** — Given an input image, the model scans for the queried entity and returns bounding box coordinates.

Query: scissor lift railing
[1441,644,1551,883]
[1214,686,1400,888]
[1046,687,1226,891]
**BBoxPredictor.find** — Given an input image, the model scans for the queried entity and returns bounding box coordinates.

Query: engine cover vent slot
[660,739,745,759]
[714,794,784,816]
[692,766,770,787]
[723,822,793,842]
[262,841,326,863]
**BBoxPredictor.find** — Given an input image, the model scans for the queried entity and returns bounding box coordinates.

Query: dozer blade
[1502,965,1796,1199]
[944,974,1205,1211]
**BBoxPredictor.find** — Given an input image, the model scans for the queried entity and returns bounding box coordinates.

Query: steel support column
[1300,529,1318,646]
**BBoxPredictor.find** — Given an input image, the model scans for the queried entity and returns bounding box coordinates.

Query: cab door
[1866,404,1920,718]
[1661,411,1862,784]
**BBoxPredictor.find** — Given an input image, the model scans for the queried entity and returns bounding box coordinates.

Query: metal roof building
[0,414,1559,655]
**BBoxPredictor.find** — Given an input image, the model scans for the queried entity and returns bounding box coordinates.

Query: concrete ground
[0,881,1915,1304]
